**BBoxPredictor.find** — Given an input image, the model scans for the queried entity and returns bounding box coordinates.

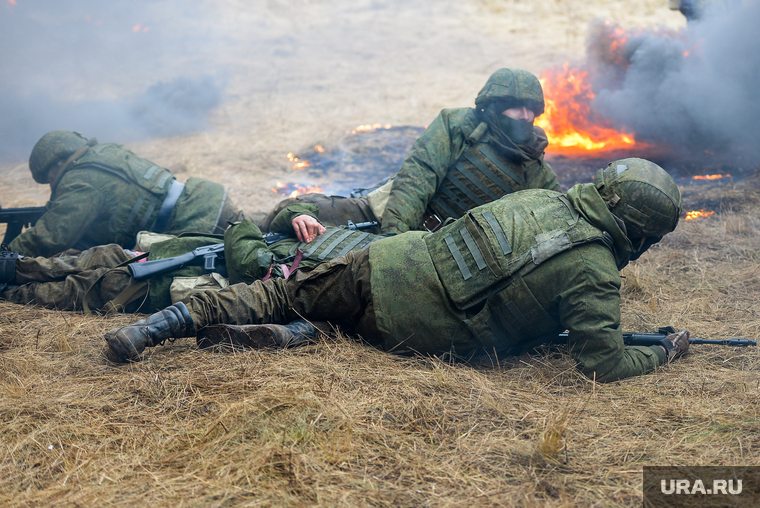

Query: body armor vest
[425,189,614,311]
[427,136,545,223]
[281,226,383,262]
[54,143,176,232]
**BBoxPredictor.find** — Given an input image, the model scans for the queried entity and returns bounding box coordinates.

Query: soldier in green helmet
[0,204,382,317]
[105,158,691,383]
[260,68,560,236]
[7,130,247,258]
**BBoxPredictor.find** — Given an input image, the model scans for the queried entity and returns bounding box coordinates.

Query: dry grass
[1,1,756,505]
[1,177,759,507]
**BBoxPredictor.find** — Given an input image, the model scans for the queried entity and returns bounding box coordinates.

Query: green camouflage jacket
[9,143,228,257]
[369,183,667,382]
[380,108,560,235]
[225,204,383,284]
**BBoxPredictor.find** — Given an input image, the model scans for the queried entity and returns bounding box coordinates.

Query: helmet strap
[49,140,95,190]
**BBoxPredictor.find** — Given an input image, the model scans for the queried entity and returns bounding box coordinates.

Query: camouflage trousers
[187,247,383,344]
[2,244,135,311]
[259,194,378,233]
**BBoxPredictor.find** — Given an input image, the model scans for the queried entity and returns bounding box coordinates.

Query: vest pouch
[425,202,539,309]
[295,227,380,262]
[427,140,530,222]
[426,191,612,311]
[459,277,562,353]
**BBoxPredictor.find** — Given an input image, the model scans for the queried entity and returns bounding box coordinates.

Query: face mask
[629,236,663,261]
[497,114,534,144]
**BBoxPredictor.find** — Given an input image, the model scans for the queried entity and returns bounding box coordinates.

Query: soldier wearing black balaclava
[260,68,560,236]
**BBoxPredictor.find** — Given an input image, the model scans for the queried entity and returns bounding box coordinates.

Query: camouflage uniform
[9,130,245,257]
[260,68,560,235]
[2,204,383,313]
[182,159,681,382]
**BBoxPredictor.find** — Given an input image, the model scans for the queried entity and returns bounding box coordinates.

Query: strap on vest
[151,180,185,233]
[301,227,344,258]
[444,234,472,280]
[336,232,370,257]
[101,280,149,315]
[49,140,98,192]
[481,211,512,255]
[453,163,499,201]
[479,145,525,185]
[263,249,304,281]
[464,150,516,193]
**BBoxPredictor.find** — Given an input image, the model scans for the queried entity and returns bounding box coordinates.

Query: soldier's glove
[104,302,195,363]
[664,328,690,361]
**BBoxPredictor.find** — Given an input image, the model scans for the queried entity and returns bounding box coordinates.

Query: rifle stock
[128,243,224,280]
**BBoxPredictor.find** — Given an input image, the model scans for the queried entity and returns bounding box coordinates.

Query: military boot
[105,302,194,363]
[197,319,327,351]
[0,248,20,294]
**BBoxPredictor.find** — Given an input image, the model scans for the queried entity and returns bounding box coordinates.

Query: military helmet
[594,158,682,240]
[28,130,89,184]
[474,68,545,116]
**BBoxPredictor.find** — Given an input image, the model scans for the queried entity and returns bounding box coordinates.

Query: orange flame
[536,63,647,156]
[534,20,691,156]
[693,174,731,180]
[286,152,311,170]
[346,123,392,134]
[271,182,324,198]
[315,145,325,153]
[685,209,715,220]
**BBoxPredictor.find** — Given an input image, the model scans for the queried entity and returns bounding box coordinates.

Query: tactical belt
[152,180,185,233]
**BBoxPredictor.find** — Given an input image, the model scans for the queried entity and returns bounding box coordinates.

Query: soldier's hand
[665,328,690,361]
[292,215,326,243]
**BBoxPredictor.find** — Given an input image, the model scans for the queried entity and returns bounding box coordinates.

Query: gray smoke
[589,1,760,157]
[0,0,225,160]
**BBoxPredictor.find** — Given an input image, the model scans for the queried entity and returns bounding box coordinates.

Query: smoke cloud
[589,1,760,157]
[0,0,225,160]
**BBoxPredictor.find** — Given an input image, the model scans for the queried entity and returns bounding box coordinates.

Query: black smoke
[588,1,760,158]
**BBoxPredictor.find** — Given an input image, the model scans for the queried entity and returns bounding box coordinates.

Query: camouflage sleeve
[7,181,103,257]
[559,248,666,382]
[380,111,462,235]
[223,219,275,284]
[267,203,320,234]
[540,160,562,192]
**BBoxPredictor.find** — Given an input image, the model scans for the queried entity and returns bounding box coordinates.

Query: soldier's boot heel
[105,302,194,363]
[197,319,327,351]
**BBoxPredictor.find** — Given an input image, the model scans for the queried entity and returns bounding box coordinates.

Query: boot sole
[197,324,282,350]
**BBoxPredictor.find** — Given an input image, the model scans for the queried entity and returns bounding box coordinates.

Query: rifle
[556,326,756,348]
[128,220,380,281]
[129,243,225,281]
[0,206,46,245]
[262,220,379,245]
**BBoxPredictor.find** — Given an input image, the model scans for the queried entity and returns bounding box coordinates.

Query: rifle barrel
[689,338,757,347]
